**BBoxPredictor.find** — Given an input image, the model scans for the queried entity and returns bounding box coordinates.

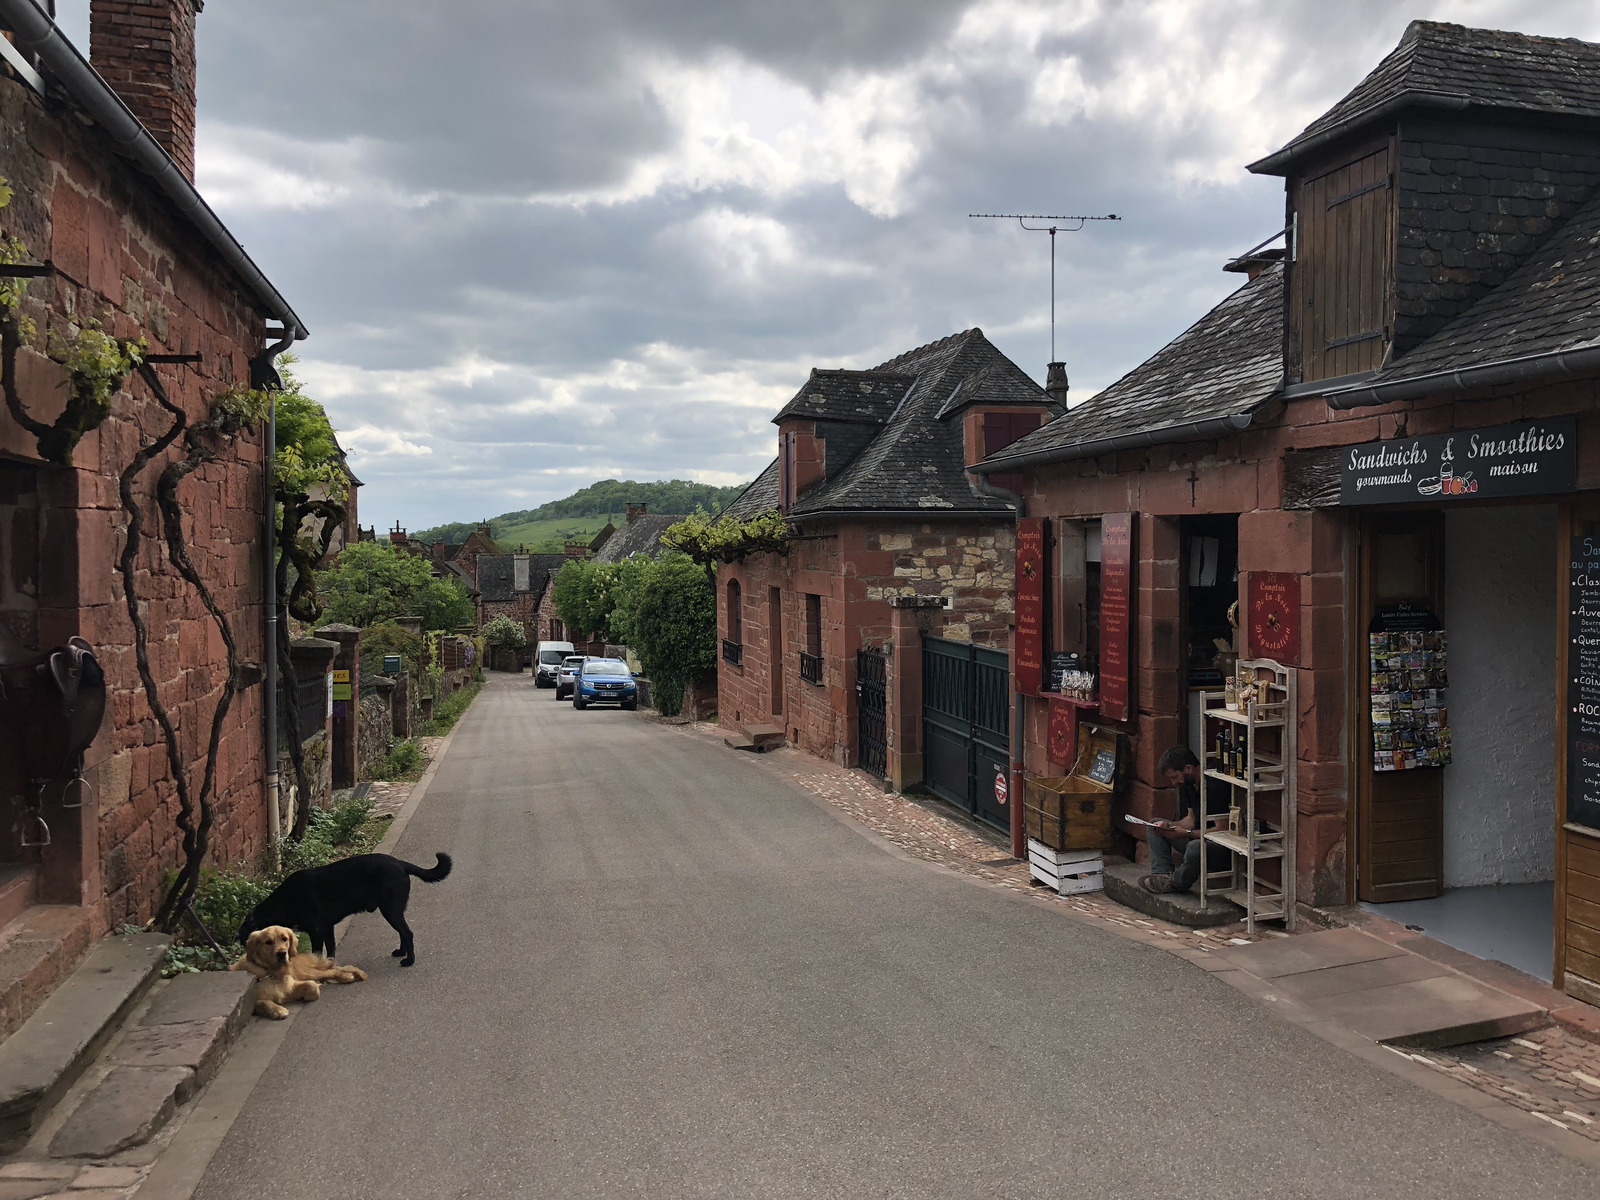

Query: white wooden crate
[1027,840,1104,896]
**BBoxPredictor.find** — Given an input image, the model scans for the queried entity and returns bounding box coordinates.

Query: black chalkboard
[1567,537,1600,831]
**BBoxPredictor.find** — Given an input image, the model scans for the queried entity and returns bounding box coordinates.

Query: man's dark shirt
[1176,772,1232,869]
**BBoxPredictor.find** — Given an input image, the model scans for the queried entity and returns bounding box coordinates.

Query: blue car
[573,658,638,711]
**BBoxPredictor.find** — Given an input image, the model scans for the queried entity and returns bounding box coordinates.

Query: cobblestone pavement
[688,727,1600,1147]
[1395,1028,1600,1141]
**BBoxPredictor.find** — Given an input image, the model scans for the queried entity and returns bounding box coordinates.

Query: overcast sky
[54,2,1600,530]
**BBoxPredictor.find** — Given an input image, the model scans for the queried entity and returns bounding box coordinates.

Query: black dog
[239,853,452,967]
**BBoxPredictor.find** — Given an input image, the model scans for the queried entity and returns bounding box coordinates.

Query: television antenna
[968,213,1119,363]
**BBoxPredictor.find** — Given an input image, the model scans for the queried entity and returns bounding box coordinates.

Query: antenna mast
[968,212,1119,370]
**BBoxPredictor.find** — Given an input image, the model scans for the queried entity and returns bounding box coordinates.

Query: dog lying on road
[238,852,453,967]
[231,925,367,1019]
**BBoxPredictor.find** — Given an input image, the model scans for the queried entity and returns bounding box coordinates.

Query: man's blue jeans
[1147,829,1201,892]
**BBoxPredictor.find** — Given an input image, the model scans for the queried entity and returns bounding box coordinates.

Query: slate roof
[773,370,915,425]
[476,555,516,603]
[1257,21,1600,173]
[1331,190,1600,389]
[526,553,567,602]
[442,560,477,594]
[981,265,1285,469]
[592,514,685,563]
[724,456,780,520]
[797,329,1057,515]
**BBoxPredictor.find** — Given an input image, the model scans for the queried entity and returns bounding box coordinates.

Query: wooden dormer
[1250,21,1600,387]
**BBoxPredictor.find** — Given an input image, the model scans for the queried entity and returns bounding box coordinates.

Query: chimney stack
[389,522,408,547]
[1045,362,1069,406]
[564,542,588,558]
[626,503,647,524]
[90,1,202,181]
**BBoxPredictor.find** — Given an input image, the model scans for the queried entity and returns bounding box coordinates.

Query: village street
[184,675,1592,1200]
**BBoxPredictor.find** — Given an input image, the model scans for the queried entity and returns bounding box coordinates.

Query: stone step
[741,724,786,751]
[724,734,758,752]
[0,905,97,1047]
[0,929,168,1153]
[0,865,37,931]
[48,970,255,1159]
[1102,862,1245,928]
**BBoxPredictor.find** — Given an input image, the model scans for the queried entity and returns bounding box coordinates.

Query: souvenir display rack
[1367,623,1450,773]
[1198,659,1297,933]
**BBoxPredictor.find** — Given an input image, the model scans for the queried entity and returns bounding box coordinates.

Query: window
[724,578,744,665]
[983,410,1043,495]
[800,593,823,685]
[726,579,742,642]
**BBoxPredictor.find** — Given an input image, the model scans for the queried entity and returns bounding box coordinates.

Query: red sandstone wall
[0,73,271,927]
[717,516,1018,768]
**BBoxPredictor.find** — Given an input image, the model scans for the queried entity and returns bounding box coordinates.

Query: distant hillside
[415,479,748,548]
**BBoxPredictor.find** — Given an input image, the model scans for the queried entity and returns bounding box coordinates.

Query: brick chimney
[389,522,408,547]
[564,542,588,558]
[626,503,647,524]
[90,1,202,181]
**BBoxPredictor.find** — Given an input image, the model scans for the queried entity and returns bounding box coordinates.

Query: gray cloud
[54,0,1600,527]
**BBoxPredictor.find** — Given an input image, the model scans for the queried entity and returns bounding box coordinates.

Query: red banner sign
[1098,513,1134,722]
[1014,517,1045,696]
[1247,571,1301,665]
[1047,697,1078,765]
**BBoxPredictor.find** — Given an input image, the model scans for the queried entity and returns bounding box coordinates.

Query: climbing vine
[660,509,790,581]
[0,177,147,466]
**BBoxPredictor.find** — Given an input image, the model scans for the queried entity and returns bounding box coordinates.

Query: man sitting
[1140,745,1229,895]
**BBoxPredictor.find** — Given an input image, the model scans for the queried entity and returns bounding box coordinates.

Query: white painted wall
[1442,506,1557,887]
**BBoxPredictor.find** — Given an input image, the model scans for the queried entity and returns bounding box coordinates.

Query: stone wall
[0,67,273,928]
[358,691,393,776]
[274,731,330,839]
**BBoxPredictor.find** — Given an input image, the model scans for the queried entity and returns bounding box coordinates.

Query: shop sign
[1566,536,1600,831]
[1246,572,1300,665]
[994,770,1008,807]
[1340,416,1576,506]
[1047,697,1077,764]
[1099,513,1135,722]
[1015,518,1045,696]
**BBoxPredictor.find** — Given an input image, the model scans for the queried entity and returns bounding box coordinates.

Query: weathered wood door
[1357,511,1445,902]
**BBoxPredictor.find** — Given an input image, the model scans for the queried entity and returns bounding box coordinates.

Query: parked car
[573,658,638,711]
[555,655,585,700]
[534,641,575,688]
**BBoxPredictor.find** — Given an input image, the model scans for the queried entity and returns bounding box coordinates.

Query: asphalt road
[193,675,1594,1199]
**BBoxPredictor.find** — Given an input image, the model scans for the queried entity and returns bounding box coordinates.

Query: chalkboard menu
[1567,537,1600,830]
[1369,605,1450,773]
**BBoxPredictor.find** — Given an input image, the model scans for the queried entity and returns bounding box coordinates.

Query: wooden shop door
[1357,511,1445,902]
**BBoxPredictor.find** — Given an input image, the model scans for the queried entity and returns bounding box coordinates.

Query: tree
[630,556,717,717]
[317,542,473,632]
[481,614,528,651]
[551,558,618,639]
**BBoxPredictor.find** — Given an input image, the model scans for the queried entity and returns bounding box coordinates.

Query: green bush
[418,680,480,736]
[367,738,424,781]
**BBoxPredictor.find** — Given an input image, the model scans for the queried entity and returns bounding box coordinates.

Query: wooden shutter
[984,411,1043,495]
[1293,147,1393,382]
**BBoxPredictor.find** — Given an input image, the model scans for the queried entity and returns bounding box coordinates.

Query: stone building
[975,21,1600,1001]
[717,329,1060,825]
[477,551,563,667]
[0,0,305,1029]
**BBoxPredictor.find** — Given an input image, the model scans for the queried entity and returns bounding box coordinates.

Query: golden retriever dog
[230,925,368,1019]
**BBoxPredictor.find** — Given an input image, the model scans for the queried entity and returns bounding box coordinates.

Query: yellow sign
[332,670,350,683]
[332,684,352,701]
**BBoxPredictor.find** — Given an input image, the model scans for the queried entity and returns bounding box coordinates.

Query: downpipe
[254,333,295,863]
[970,470,1028,861]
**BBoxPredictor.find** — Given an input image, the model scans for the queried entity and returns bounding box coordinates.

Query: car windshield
[585,662,631,677]
[539,650,566,664]
[562,657,584,668]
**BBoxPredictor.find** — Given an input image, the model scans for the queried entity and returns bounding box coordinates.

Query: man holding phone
[1139,745,1229,895]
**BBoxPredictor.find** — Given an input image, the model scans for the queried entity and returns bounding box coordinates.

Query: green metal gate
[922,637,1010,829]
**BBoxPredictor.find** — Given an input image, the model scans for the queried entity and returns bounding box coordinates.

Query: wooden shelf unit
[1198,659,1297,933]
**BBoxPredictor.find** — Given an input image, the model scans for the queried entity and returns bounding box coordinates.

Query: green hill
[415,479,748,551]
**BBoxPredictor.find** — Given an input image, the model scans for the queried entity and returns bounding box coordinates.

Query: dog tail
[404,852,452,883]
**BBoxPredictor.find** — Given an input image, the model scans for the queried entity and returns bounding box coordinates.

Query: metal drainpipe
[970,470,1028,861]
[256,333,294,860]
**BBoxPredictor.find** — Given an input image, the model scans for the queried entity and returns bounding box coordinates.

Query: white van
[534,641,575,687]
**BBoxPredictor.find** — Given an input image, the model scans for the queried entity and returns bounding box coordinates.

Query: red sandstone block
[1194,464,1259,514]
[50,180,91,285]
[1137,613,1180,670]
[1296,668,1345,758]
[1136,666,1180,713]
[1300,605,1346,672]
[1238,510,1311,574]
[1299,572,1342,608]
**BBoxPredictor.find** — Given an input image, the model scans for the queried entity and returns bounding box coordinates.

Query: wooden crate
[1027,841,1104,895]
